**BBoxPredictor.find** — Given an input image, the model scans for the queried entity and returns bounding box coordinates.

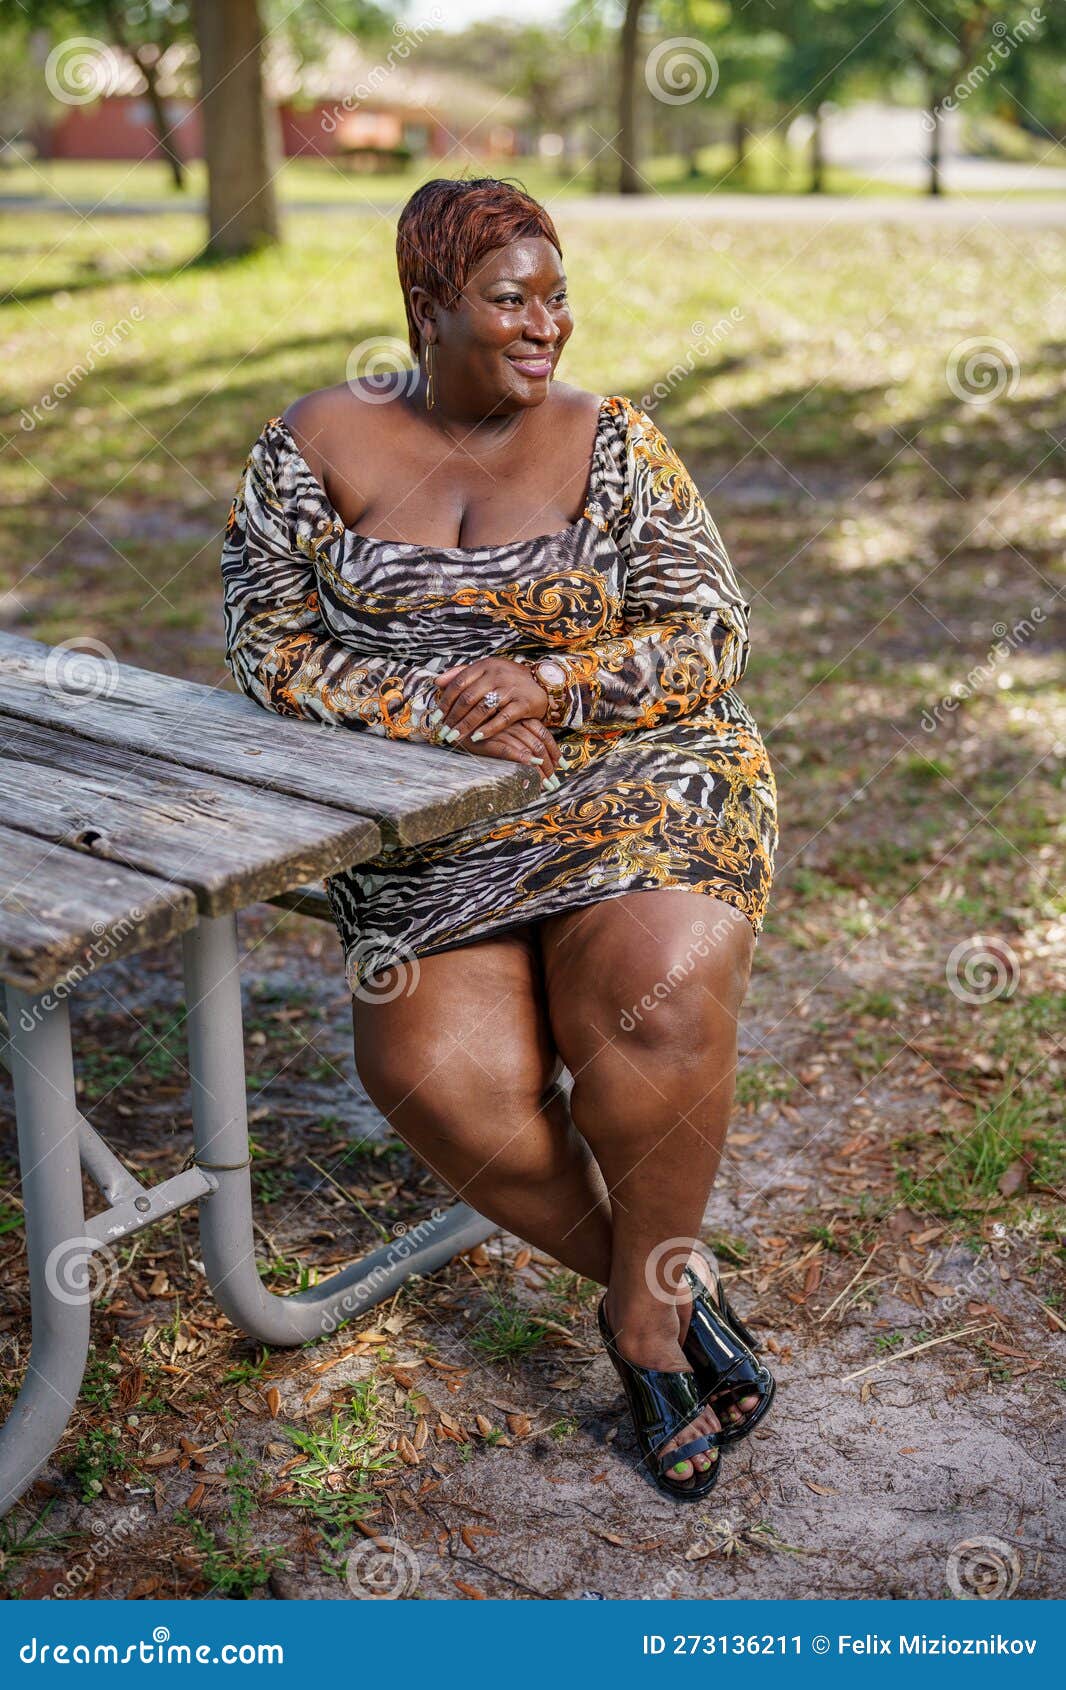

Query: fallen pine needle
[818,1244,882,1323]
[842,1322,996,1383]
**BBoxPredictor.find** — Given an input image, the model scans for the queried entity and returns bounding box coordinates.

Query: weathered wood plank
[0,717,380,915]
[0,823,196,993]
[0,633,539,847]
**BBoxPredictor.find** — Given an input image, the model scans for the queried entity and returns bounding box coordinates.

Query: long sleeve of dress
[220,425,447,741]
[519,402,751,733]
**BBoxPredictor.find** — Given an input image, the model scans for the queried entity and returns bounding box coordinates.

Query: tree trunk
[928,95,944,196]
[733,113,748,176]
[809,103,825,194]
[193,0,280,256]
[102,2,185,190]
[617,0,646,195]
[139,57,185,191]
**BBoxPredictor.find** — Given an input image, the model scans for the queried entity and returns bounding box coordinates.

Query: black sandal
[597,1296,722,1502]
[681,1262,776,1444]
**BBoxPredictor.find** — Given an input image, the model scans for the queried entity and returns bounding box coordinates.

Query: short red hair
[396,176,563,355]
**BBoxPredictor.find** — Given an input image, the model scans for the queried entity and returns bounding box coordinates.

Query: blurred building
[35,34,525,165]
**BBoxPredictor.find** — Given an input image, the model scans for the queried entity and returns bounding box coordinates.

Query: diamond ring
[482,690,500,710]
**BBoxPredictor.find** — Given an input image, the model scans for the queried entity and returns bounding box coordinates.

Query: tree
[617,0,649,193]
[898,0,1063,194]
[192,0,279,256]
[15,0,193,190]
[747,0,901,193]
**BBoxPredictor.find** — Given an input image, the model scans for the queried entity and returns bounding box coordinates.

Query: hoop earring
[425,341,435,410]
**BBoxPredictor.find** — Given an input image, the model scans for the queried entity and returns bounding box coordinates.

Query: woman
[221,177,778,1502]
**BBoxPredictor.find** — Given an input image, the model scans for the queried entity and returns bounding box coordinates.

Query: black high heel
[597,1296,722,1502]
[681,1263,776,1444]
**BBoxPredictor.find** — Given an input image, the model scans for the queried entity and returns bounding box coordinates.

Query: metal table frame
[0,906,496,1518]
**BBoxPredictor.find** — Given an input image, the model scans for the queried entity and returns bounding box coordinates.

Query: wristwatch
[531,657,571,729]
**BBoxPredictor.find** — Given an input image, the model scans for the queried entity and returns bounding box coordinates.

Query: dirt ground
[1,894,1062,1602]
[1,448,1063,1602]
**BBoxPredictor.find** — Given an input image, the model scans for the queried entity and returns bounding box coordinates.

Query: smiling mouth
[507,353,555,376]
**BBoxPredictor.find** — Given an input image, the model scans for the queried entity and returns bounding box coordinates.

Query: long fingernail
[427,708,443,725]
[443,727,460,742]
[471,730,484,742]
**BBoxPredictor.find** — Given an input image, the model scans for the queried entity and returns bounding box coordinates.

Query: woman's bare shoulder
[547,381,606,423]
[280,379,406,469]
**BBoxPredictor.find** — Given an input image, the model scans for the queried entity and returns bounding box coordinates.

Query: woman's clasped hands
[429,656,561,790]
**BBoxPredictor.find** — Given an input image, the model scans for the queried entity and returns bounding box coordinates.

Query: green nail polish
[427,708,443,725]
[444,727,460,742]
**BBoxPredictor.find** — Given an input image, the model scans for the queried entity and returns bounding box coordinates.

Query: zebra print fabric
[221,395,777,988]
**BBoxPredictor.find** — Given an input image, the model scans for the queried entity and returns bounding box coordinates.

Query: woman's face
[416,235,574,413]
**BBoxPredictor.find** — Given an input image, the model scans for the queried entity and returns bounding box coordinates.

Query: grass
[897,1080,1063,1221]
[280,1382,394,1527]
[0,187,1062,1592]
[468,1294,552,1363]
[178,1452,283,1598]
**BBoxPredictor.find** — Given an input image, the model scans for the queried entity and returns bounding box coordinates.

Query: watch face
[538,660,567,686]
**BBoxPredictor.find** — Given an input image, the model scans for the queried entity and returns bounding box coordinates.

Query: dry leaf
[265,1387,281,1418]
[397,1436,420,1467]
[803,1479,838,1496]
[997,1160,1029,1197]
[513,1248,532,1270]
[453,1579,486,1599]
[475,1415,494,1437]
[505,1413,532,1437]
[186,1483,206,1510]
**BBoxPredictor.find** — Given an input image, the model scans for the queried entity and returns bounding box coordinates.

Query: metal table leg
[182,913,497,1347]
[0,990,91,1516]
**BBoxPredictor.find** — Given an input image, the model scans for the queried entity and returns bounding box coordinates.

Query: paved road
[2,190,1065,226]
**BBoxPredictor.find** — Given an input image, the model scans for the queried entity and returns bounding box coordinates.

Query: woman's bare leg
[538,890,757,1484]
[351,926,613,1283]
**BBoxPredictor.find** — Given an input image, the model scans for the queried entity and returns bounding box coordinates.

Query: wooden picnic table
[0,630,535,1517]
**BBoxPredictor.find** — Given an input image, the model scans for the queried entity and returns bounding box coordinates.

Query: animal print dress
[220,395,778,989]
